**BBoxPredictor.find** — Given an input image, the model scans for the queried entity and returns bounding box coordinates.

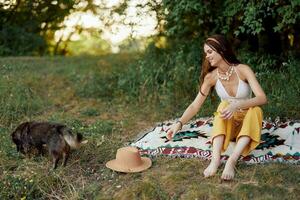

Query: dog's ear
[21,122,30,135]
[76,133,83,142]
[11,130,19,141]
[11,132,21,152]
[13,122,30,136]
[20,122,31,144]
[11,122,30,153]
[11,122,29,143]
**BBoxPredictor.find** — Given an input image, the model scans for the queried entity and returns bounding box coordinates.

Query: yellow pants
[211,101,263,156]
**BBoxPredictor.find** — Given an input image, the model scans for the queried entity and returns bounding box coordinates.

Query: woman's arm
[178,84,210,125]
[221,65,267,119]
[167,73,214,139]
[237,64,268,109]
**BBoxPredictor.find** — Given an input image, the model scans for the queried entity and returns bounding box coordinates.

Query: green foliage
[73,72,119,99]
[80,120,117,137]
[67,31,111,56]
[0,25,45,56]
[0,175,43,199]
[274,0,300,32]
[258,58,300,118]
[2,0,299,56]
[80,108,100,117]
[238,51,279,72]
[115,41,201,111]
[0,79,47,125]
[163,0,213,39]
[0,0,87,56]
[161,0,300,55]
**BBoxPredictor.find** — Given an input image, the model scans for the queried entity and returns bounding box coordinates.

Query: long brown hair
[199,34,240,96]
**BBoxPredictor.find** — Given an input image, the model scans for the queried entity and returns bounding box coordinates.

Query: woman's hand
[220,101,240,119]
[166,122,182,140]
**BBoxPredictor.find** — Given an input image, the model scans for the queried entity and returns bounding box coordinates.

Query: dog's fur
[11,121,85,169]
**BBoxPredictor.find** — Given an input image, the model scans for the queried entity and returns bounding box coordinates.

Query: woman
[167,35,267,180]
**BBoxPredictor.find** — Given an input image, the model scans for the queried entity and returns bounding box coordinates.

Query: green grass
[0,55,299,199]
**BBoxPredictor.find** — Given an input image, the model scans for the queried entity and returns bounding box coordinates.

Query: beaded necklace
[217,66,234,81]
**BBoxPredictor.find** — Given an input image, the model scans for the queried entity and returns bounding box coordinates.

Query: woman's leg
[221,136,251,180]
[203,135,224,177]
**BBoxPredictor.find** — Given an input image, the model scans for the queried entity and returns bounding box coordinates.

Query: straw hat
[106,146,152,173]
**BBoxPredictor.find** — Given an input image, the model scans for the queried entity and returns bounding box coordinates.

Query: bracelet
[176,120,183,130]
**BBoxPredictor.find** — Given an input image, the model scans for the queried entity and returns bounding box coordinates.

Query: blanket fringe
[136,147,300,164]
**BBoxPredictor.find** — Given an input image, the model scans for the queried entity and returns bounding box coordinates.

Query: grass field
[0,55,299,199]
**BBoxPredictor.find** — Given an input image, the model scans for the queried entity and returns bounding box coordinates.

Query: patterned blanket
[131,117,300,164]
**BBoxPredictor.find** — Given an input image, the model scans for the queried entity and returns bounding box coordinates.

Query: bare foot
[221,158,236,180]
[203,159,221,178]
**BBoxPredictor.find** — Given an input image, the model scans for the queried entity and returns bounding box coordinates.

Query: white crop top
[215,67,252,101]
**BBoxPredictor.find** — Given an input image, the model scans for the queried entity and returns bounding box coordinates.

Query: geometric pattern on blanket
[131,117,300,164]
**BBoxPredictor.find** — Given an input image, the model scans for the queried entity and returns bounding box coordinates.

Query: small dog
[11,121,86,169]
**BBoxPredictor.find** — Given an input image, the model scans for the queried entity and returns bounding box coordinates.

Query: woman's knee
[237,135,251,143]
[212,134,225,143]
[248,106,262,114]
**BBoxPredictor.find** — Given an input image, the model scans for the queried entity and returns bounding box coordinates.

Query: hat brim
[105,157,152,173]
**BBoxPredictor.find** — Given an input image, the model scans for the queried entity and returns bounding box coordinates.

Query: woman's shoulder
[204,69,218,85]
[235,64,255,78]
[236,64,254,72]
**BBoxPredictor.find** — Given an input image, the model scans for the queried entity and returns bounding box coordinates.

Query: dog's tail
[63,133,81,149]
[60,128,88,149]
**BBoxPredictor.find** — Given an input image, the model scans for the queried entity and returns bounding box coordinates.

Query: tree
[0,0,95,55]
[160,0,300,56]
